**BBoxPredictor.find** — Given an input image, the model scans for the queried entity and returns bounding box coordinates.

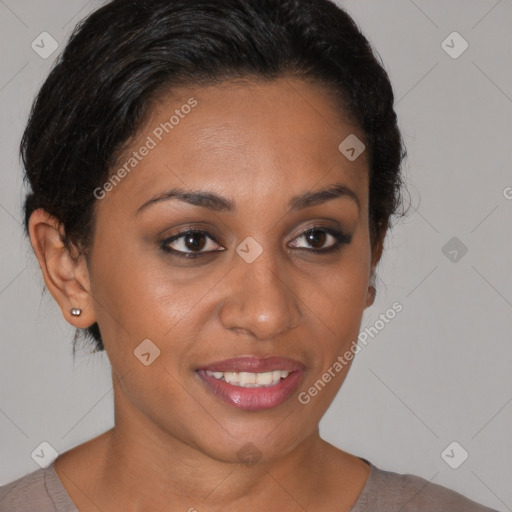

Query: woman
[0,0,500,510]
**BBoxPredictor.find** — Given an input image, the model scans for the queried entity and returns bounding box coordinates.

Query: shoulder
[352,461,499,512]
[0,464,77,512]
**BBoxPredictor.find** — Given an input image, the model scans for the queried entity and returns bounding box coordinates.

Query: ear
[28,208,96,328]
[365,221,388,308]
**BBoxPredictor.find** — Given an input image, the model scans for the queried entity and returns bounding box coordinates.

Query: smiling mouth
[196,356,305,411]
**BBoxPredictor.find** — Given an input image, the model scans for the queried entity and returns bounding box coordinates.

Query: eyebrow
[136,182,359,215]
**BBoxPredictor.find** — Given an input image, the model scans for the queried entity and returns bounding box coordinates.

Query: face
[81,77,376,463]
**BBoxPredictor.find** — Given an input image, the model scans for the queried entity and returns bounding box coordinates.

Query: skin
[29,77,385,512]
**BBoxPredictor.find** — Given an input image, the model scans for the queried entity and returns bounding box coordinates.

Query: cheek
[294,269,368,415]
[305,240,371,330]
[88,236,218,366]
[298,238,371,380]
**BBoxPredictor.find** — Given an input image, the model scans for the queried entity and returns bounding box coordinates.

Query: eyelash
[159,227,352,260]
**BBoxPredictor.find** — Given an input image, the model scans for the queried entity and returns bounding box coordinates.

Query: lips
[196,356,305,411]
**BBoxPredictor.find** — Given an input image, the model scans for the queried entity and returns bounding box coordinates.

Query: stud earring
[71,308,82,317]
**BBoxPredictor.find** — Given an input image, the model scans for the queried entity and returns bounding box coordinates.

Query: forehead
[104,77,369,213]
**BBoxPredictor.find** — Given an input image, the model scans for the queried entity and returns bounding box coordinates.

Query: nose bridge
[218,245,302,340]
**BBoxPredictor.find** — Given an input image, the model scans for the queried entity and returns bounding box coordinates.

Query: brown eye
[183,232,207,251]
[304,229,327,249]
[289,227,351,252]
[160,230,224,258]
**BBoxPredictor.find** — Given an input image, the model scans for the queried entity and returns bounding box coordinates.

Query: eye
[288,227,352,253]
[160,226,351,260]
[160,230,224,259]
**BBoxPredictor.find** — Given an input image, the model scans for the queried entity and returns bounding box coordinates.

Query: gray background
[1,0,511,510]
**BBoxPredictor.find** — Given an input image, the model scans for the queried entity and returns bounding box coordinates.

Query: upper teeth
[205,370,290,387]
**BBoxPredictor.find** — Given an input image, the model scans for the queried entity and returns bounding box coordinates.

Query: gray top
[0,459,499,511]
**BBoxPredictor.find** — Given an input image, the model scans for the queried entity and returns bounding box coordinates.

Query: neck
[103,417,327,510]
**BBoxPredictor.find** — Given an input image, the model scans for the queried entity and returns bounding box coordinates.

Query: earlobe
[365,273,376,308]
[28,208,96,328]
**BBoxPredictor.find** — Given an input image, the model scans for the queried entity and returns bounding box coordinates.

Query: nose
[218,254,302,341]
